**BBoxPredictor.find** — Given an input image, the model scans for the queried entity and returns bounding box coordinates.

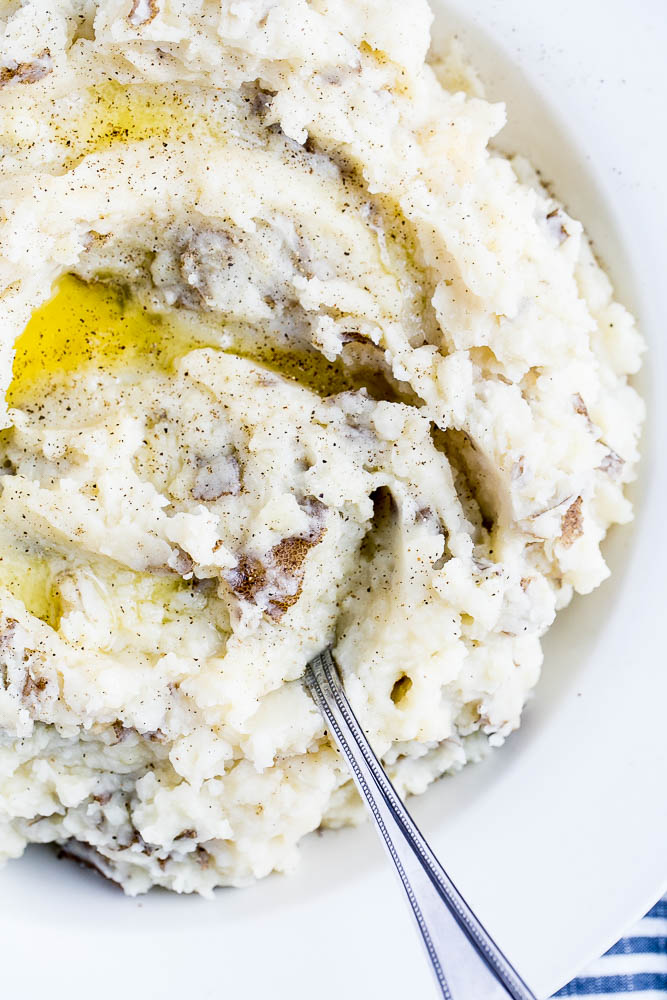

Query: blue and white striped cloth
[553,897,667,997]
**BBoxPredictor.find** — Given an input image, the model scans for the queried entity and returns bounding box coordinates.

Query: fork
[305,647,538,1000]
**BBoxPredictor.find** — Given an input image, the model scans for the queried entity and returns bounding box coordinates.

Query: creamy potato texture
[0,0,644,893]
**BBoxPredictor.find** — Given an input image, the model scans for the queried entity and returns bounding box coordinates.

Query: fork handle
[305,649,537,1000]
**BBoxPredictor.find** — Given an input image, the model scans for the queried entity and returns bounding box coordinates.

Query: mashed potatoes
[0,0,644,894]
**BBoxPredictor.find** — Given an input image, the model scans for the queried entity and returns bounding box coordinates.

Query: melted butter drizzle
[8,274,379,405]
[0,546,61,628]
[54,82,215,166]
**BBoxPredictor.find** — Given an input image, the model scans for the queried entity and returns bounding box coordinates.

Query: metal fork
[304,647,537,1000]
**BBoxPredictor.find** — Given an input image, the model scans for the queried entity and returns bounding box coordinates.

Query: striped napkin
[554,897,667,997]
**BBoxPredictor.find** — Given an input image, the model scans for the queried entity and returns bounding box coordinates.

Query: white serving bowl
[1,2,665,997]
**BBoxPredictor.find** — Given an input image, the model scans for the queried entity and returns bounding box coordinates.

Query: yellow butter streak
[0,546,61,628]
[6,274,217,407]
[7,274,370,405]
[55,82,211,164]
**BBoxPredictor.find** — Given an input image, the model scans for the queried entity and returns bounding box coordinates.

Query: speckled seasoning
[0,0,644,894]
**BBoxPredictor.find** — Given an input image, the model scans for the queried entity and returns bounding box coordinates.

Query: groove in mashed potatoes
[0,0,644,894]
